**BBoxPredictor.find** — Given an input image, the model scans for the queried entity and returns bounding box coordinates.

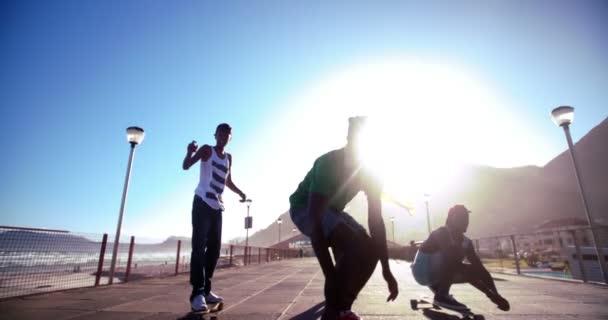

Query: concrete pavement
[1,258,607,320]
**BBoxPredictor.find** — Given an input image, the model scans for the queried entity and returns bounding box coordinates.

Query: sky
[1,0,607,242]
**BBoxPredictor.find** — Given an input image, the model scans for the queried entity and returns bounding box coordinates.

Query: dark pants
[190,195,222,299]
[322,224,379,319]
[433,251,497,297]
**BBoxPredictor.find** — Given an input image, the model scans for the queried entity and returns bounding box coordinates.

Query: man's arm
[367,193,398,301]
[308,192,335,277]
[182,144,211,170]
[465,241,497,292]
[367,195,389,269]
[225,154,246,200]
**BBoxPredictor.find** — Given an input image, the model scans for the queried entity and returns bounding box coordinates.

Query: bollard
[571,230,588,283]
[510,235,521,275]
[229,245,233,265]
[259,248,262,264]
[125,236,135,282]
[95,233,108,286]
[175,240,181,275]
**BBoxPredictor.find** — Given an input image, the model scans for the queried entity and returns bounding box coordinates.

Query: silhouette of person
[289,116,398,320]
[411,205,510,311]
[183,123,247,312]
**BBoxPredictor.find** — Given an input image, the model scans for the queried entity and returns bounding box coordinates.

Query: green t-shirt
[289,148,382,212]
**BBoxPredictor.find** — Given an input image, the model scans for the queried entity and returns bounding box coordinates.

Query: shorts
[289,207,367,239]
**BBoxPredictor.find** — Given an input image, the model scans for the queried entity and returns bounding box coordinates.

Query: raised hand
[187,140,198,153]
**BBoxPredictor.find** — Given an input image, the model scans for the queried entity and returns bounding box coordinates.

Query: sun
[266,57,547,205]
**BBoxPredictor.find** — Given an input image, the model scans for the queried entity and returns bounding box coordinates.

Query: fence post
[95,233,108,286]
[571,230,588,283]
[175,240,182,275]
[229,245,233,265]
[509,235,521,275]
[125,236,135,282]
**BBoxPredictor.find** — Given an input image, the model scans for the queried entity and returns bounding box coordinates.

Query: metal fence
[0,226,301,299]
[473,226,608,284]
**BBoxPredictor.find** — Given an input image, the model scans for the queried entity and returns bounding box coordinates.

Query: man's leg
[434,250,463,297]
[330,223,379,312]
[190,196,211,300]
[204,210,222,296]
[452,264,510,311]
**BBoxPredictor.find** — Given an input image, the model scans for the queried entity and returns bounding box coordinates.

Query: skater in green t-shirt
[289,116,398,320]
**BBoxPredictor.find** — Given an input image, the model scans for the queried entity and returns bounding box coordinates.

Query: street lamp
[243,199,253,250]
[424,194,432,235]
[109,126,145,284]
[551,106,607,284]
[277,218,282,243]
[390,216,395,243]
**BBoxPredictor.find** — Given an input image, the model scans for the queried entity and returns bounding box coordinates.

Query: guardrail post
[95,233,108,286]
[175,240,182,275]
[125,236,135,282]
[571,230,588,283]
[510,235,521,275]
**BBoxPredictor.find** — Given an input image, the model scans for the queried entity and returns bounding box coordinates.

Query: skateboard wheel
[410,299,418,310]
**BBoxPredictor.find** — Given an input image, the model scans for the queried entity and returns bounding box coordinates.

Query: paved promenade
[1,258,607,320]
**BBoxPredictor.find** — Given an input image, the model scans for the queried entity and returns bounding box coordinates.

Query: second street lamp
[424,194,432,235]
[390,216,395,243]
[550,106,608,284]
[277,218,282,243]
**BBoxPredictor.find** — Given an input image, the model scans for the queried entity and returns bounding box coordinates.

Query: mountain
[242,211,297,247]
[0,230,100,251]
[238,117,608,244]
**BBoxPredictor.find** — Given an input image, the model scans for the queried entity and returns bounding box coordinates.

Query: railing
[473,226,608,284]
[0,226,301,299]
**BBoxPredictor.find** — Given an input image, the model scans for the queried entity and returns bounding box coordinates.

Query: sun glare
[261,57,548,206]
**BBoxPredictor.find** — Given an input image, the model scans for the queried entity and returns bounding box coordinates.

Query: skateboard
[188,302,224,319]
[410,296,484,320]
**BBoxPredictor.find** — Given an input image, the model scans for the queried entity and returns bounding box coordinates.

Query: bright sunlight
[269,57,550,204]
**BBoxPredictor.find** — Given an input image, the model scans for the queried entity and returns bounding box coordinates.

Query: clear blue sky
[1,0,607,241]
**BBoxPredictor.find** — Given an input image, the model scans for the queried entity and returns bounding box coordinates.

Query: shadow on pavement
[289,301,325,320]
[422,308,482,320]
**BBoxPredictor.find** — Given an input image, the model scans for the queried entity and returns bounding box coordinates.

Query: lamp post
[424,194,432,235]
[551,106,607,284]
[277,218,282,243]
[109,126,145,284]
[390,216,395,243]
[243,199,252,250]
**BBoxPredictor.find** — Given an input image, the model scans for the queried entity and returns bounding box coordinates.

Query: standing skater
[183,123,247,312]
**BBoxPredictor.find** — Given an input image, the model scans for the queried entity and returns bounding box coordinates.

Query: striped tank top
[195,147,230,210]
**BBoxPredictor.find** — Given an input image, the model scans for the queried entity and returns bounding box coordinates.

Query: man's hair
[216,123,232,134]
[347,116,368,142]
[445,204,470,225]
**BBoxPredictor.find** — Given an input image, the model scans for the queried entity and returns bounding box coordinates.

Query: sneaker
[489,293,510,311]
[190,294,208,312]
[433,294,469,311]
[205,291,224,304]
[338,310,362,320]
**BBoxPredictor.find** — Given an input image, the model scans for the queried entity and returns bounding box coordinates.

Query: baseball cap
[448,205,471,217]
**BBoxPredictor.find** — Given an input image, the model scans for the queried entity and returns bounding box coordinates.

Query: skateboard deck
[410,296,484,320]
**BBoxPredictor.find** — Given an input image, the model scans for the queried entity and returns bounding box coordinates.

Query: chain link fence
[0,226,301,299]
